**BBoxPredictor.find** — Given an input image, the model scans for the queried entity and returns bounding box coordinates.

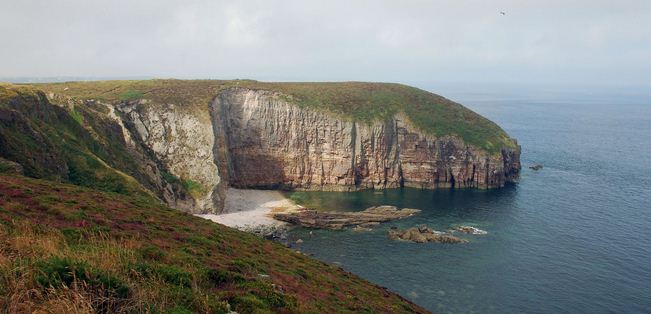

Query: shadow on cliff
[227,152,290,190]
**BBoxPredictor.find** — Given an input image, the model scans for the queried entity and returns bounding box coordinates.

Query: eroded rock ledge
[273,205,420,230]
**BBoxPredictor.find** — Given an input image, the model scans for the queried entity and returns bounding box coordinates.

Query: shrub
[161,171,179,184]
[229,259,260,274]
[138,244,165,260]
[237,280,296,310]
[230,294,270,313]
[70,109,84,124]
[164,305,194,314]
[35,257,88,288]
[119,90,144,101]
[133,262,192,287]
[61,228,83,243]
[205,268,245,286]
[181,179,204,198]
[35,257,130,298]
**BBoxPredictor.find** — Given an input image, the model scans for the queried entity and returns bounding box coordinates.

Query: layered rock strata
[273,206,420,230]
[39,87,520,214]
[212,88,521,192]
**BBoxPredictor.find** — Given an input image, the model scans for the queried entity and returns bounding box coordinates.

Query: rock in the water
[529,164,543,170]
[352,225,372,232]
[452,226,488,235]
[417,224,431,233]
[359,222,381,228]
[388,226,467,244]
[295,239,304,244]
[273,205,420,230]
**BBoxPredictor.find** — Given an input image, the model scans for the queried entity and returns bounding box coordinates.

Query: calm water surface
[285,88,651,313]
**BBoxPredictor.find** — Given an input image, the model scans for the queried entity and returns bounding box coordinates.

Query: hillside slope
[0,83,198,209]
[0,173,427,313]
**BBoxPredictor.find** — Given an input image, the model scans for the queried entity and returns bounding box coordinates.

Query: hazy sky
[2,0,650,87]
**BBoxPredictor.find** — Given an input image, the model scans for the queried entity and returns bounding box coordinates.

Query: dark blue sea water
[286,87,651,313]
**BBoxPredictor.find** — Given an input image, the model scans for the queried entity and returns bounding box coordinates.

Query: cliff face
[116,101,224,213]
[2,82,520,215]
[213,88,520,192]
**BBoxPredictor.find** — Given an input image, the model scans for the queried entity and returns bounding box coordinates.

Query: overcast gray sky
[1,0,650,87]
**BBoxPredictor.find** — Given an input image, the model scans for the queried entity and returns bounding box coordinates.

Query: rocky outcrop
[388,226,468,244]
[0,157,23,175]
[451,226,488,235]
[273,206,420,230]
[117,101,223,213]
[213,88,520,191]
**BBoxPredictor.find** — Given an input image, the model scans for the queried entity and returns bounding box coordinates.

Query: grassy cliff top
[0,174,427,313]
[33,79,517,153]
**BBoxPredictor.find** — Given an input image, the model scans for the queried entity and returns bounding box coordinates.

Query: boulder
[452,226,488,235]
[388,226,468,244]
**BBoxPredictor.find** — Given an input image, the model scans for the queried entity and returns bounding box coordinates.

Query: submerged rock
[388,226,467,244]
[352,225,373,232]
[273,205,420,230]
[529,164,543,170]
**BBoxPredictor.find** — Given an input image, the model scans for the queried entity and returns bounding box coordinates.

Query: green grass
[181,179,204,198]
[256,82,517,153]
[69,108,84,124]
[161,171,180,184]
[35,257,131,299]
[0,174,427,313]
[119,90,145,101]
[0,84,156,196]
[33,79,517,153]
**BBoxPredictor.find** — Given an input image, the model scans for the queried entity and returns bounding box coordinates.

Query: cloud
[1,0,650,86]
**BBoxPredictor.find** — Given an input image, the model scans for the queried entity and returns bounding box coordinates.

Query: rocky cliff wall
[212,88,520,192]
[89,88,520,214]
[116,101,223,213]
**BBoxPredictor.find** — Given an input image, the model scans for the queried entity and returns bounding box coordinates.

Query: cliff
[1,80,521,214]
[214,88,520,191]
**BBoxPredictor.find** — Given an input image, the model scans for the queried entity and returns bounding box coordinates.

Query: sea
[285,85,651,313]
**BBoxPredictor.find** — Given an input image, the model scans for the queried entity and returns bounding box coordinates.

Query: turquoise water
[285,88,651,313]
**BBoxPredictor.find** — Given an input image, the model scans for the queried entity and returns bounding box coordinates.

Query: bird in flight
[500,11,506,15]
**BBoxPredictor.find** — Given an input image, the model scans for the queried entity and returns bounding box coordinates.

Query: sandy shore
[198,189,301,230]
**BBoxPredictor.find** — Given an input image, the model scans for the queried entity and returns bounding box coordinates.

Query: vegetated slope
[0,83,195,208]
[0,83,147,195]
[0,174,427,313]
[37,79,517,153]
